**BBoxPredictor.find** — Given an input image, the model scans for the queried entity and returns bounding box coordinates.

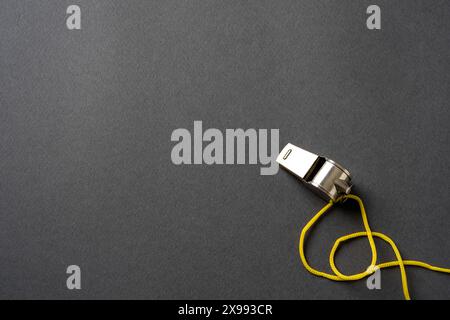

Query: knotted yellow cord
[299,194,450,300]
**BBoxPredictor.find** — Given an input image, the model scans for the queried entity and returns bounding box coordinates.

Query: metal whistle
[276,143,352,202]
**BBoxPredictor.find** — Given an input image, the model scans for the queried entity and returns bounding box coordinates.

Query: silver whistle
[276,143,352,202]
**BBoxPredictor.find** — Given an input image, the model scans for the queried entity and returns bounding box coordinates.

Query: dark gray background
[0,0,449,299]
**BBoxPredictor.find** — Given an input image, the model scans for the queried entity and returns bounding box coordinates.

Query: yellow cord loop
[298,194,450,300]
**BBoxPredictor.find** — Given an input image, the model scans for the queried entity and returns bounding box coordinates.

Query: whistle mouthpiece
[276,143,352,202]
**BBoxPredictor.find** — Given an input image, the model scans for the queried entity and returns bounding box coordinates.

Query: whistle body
[276,143,352,201]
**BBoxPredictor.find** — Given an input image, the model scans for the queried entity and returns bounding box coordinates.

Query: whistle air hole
[283,149,292,160]
[304,157,326,182]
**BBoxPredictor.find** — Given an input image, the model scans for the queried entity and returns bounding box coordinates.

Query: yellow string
[298,194,450,300]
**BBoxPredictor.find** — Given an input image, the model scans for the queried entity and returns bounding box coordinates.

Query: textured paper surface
[0,1,449,299]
